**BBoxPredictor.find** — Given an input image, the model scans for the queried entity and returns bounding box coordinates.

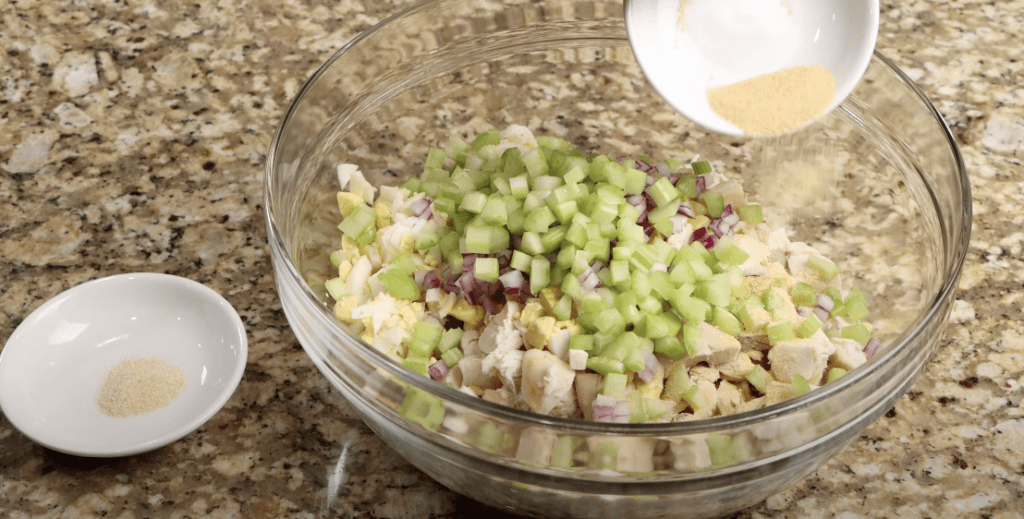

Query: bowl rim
[264,0,971,436]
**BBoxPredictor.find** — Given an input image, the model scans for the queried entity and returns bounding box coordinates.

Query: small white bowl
[0,273,247,457]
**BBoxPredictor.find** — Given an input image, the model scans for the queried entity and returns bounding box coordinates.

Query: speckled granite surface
[1,0,1022,517]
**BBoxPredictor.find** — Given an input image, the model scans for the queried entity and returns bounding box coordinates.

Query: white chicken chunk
[687,321,742,367]
[731,233,770,277]
[520,349,576,415]
[830,337,868,371]
[767,330,835,385]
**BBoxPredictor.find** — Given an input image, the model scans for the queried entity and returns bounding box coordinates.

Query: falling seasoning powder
[96,357,186,418]
[707,65,837,135]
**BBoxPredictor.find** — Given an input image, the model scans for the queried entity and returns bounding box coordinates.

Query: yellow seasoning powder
[96,357,186,418]
[707,65,836,135]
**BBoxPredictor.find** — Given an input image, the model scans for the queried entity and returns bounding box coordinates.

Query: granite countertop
[2,0,1022,517]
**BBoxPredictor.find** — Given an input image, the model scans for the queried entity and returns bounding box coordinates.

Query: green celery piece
[460,191,487,214]
[840,323,872,346]
[530,256,551,295]
[790,282,817,307]
[767,321,795,345]
[738,204,763,225]
[796,313,823,338]
[683,385,707,410]
[552,294,573,321]
[662,362,691,402]
[329,250,345,267]
[682,321,700,357]
[525,206,556,233]
[400,388,445,430]
[654,335,685,360]
[807,255,840,280]
[648,177,681,207]
[464,225,510,254]
[703,192,725,218]
[337,204,375,238]
[707,433,745,468]
[588,356,625,375]
[691,160,712,175]
[570,334,594,351]
[471,129,500,149]
[827,367,848,383]
[441,347,464,367]
[712,307,742,337]
[714,237,750,266]
[380,269,421,301]
[480,196,508,226]
[438,328,464,352]
[402,356,430,375]
[792,374,811,396]
[474,257,500,283]
[601,373,629,396]
[324,277,348,301]
[745,365,770,393]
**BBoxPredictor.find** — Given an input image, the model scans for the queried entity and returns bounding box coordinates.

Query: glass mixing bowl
[264,1,970,517]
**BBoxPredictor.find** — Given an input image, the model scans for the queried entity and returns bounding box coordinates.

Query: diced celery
[553,295,573,321]
[707,433,745,468]
[511,249,533,273]
[691,160,712,175]
[463,225,510,254]
[738,204,763,225]
[745,365,770,393]
[767,321,795,345]
[792,374,811,396]
[570,334,594,351]
[530,256,551,295]
[471,129,500,149]
[807,255,840,280]
[654,334,686,359]
[400,388,445,430]
[796,314,823,338]
[441,347,464,367]
[337,204,375,238]
[703,192,725,218]
[790,282,817,307]
[601,372,629,396]
[588,356,626,376]
[403,356,430,376]
[712,307,742,337]
[840,323,872,346]
[648,177,680,207]
[827,367,848,383]
[475,257,499,283]
[682,321,700,357]
[714,237,750,266]
[438,328,464,352]
[525,206,556,233]
[380,268,421,300]
[324,277,348,301]
[683,385,707,410]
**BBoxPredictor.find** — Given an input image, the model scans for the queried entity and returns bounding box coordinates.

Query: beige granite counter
[1,0,1022,517]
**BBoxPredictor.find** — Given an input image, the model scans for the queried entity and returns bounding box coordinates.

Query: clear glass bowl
[264,1,970,517]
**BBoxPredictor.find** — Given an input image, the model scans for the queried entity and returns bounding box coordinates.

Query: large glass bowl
[264,1,970,517]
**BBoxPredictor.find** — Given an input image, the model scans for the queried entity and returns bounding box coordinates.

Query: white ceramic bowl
[0,273,248,457]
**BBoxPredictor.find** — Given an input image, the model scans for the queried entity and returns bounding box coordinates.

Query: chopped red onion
[411,197,434,220]
[695,175,707,193]
[656,163,671,176]
[637,350,660,383]
[864,338,882,357]
[677,201,695,219]
[428,359,449,381]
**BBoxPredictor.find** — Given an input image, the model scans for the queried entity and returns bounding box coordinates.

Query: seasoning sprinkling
[96,357,186,418]
[707,65,837,135]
